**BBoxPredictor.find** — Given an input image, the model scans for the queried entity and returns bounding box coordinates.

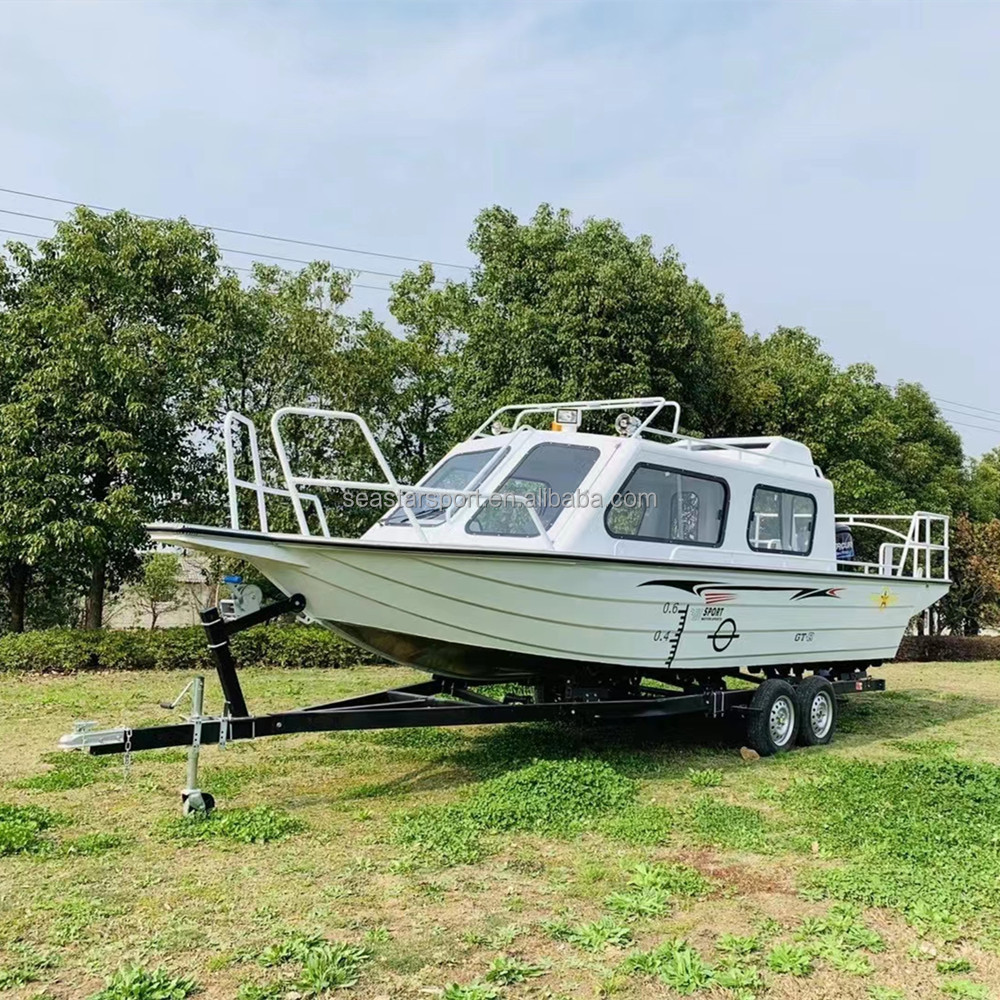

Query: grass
[3,660,1000,998]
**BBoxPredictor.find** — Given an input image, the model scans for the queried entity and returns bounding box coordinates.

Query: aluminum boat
[150,398,949,688]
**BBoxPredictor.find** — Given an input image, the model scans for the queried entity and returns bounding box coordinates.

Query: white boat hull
[152,526,946,683]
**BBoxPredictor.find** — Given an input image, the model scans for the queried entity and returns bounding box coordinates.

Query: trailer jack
[60,592,307,814]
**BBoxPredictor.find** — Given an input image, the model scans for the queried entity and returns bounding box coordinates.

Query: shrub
[896,635,1000,662]
[0,623,378,674]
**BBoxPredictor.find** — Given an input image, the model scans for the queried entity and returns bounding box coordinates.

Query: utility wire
[936,404,1000,428]
[932,397,1000,420]
[3,197,998,431]
[0,227,392,292]
[0,185,473,270]
[0,207,413,282]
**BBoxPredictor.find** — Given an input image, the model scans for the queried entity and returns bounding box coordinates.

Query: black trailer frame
[61,593,884,768]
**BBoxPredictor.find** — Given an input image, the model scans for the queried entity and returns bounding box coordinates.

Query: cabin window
[467,442,601,537]
[747,486,816,555]
[604,463,728,546]
[382,447,502,525]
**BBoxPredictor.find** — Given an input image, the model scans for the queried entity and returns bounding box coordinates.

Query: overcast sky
[1,0,997,455]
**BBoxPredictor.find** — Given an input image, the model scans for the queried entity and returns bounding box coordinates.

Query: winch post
[199,592,306,719]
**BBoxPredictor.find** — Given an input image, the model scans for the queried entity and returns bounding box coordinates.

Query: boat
[149,397,950,691]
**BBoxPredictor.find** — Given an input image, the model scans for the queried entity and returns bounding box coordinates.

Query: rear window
[467,442,600,537]
[747,485,816,555]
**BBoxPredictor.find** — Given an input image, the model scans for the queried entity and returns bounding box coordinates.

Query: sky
[1,0,998,456]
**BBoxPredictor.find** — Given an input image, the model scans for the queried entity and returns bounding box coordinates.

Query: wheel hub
[769,695,795,745]
[810,691,833,738]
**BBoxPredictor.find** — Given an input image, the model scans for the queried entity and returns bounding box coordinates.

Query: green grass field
[3,661,1000,999]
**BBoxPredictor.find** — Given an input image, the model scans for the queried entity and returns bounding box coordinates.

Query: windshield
[467,442,600,537]
[382,447,501,525]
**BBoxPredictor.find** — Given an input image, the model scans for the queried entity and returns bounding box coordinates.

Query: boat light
[553,408,581,433]
[615,412,641,437]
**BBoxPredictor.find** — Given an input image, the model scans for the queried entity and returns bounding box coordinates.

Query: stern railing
[834,512,949,579]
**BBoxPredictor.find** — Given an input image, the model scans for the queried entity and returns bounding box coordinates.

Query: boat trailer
[59,594,885,813]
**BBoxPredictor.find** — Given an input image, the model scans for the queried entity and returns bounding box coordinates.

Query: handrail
[268,407,556,548]
[223,412,329,535]
[472,396,680,439]
[835,512,950,580]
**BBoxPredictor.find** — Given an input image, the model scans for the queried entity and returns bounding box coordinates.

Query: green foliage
[131,552,183,628]
[940,981,989,999]
[557,917,633,952]
[257,931,327,967]
[868,988,905,1000]
[298,942,369,991]
[441,983,501,1000]
[784,757,1000,924]
[394,759,638,868]
[0,802,62,855]
[625,861,712,898]
[684,796,769,850]
[688,767,724,788]
[87,965,198,1000]
[604,885,671,919]
[0,208,224,630]
[393,804,490,867]
[0,947,58,988]
[15,750,114,790]
[938,515,1000,634]
[464,759,637,836]
[765,943,814,977]
[61,832,125,856]
[716,934,761,958]
[623,938,715,993]
[244,933,370,996]
[162,806,305,845]
[483,956,548,985]
[598,803,673,845]
[0,622,372,674]
[938,959,974,974]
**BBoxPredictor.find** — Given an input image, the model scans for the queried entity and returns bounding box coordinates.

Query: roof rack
[471,397,680,439]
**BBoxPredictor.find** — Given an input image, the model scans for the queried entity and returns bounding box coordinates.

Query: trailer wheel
[795,676,837,746]
[181,790,215,817]
[746,679,799,756]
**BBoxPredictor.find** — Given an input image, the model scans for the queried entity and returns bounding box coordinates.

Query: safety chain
[122,727,133,782]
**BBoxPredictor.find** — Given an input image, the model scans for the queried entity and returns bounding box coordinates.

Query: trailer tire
[746,679,799,756]
[795,676,837,746]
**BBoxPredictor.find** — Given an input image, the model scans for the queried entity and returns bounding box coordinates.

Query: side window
[605,464,728,546]
[467,442,600,537]
[747,486,816,555]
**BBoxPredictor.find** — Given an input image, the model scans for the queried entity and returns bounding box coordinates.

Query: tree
[0,208,222,629]
[732,327,965,516]
[938,515,1000,635]
[132,551,184,629]
[442,204,749,439]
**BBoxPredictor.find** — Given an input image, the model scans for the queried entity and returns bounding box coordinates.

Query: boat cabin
[222,396,948,582]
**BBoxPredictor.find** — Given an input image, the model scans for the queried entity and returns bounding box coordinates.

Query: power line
[932,396,1000,421]
[944,418,1000,435]
[936,404,1000,428]
[0,227,392,293]
[0,207,411,282]
[0,185,473,270]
